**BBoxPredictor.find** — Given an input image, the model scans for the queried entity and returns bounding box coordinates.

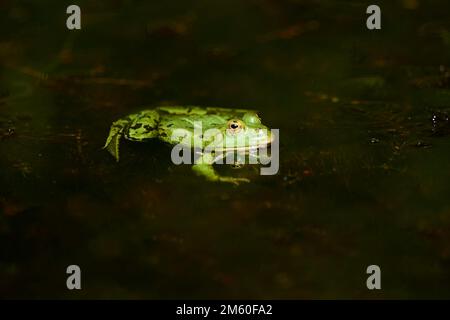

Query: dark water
[1,0,450,299]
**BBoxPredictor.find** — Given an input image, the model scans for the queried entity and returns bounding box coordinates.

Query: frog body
[104,106,272,184]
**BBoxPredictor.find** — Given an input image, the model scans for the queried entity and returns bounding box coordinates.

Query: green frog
[103,106,273,184]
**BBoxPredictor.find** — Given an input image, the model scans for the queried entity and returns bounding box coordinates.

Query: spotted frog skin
[104,106,272,184]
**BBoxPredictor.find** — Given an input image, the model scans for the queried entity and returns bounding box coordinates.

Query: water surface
[1,0,450,298]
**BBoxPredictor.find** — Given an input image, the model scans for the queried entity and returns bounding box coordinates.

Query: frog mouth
[219,133,274,152]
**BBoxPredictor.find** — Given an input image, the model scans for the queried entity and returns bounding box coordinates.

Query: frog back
[155,106,257,147]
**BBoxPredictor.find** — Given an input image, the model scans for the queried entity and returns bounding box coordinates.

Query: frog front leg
[192,152,250,185]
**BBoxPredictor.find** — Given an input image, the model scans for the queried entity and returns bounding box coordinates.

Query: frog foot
[218,176,250,185]
[192,162,250,185]
[103,118,131,161]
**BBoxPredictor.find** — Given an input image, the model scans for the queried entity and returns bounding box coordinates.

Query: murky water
[1,0,450,299]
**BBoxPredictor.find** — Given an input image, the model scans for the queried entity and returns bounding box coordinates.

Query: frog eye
[226,119,244,134]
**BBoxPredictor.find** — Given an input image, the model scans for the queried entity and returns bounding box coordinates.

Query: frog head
[203,111,273,151]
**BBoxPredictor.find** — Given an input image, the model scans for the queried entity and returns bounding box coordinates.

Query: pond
[1,0,450,299]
